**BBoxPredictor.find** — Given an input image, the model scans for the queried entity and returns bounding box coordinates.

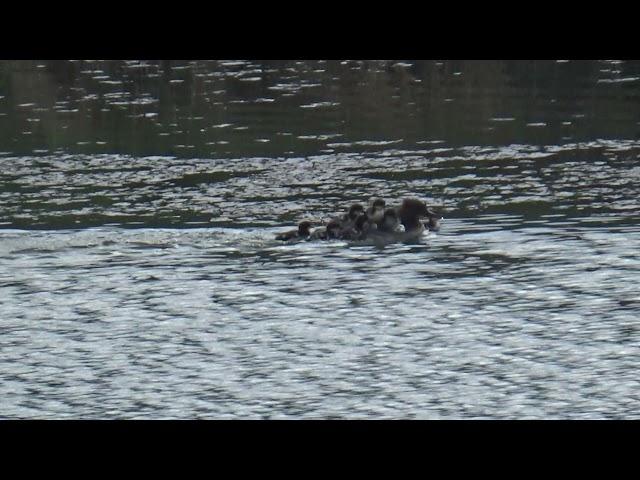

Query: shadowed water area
[1,60,639,418]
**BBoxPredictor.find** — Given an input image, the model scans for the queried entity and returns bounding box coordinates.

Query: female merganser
[396,198,431,231]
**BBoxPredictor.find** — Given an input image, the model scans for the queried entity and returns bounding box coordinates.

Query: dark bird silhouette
[275,221,312,241]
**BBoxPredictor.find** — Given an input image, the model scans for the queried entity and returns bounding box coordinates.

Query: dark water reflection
[1,60,639,418]
[2,60,640,159]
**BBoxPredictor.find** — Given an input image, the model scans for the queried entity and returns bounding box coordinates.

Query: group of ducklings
[275,197,442,242]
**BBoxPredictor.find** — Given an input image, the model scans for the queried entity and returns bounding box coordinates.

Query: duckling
[377,208,401,233]
[341,203,365,225]
[366,198,386,224]
[354,213,378,239]
[339,221,361,240]
[309,219,342,240]
[337,203,365,238]
[275,221,312,241]
[326,219,342,239]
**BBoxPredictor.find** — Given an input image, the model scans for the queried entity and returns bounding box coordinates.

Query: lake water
[1,60,639,418]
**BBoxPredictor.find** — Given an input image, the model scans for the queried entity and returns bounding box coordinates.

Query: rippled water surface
[1,60,639,418]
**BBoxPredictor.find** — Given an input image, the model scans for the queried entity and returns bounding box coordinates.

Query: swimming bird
[309,219,342,240]
[353,213,379,240]
[366,198,386,225]
[326,219,343,239]
[275,221,312,241]
[341,203,365,225]
[356,207,425,246]
[396,198,431,232]
[337,203,365,238]
[377,208,401,233]
[339,218,364,240]
[356,198,433,244]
